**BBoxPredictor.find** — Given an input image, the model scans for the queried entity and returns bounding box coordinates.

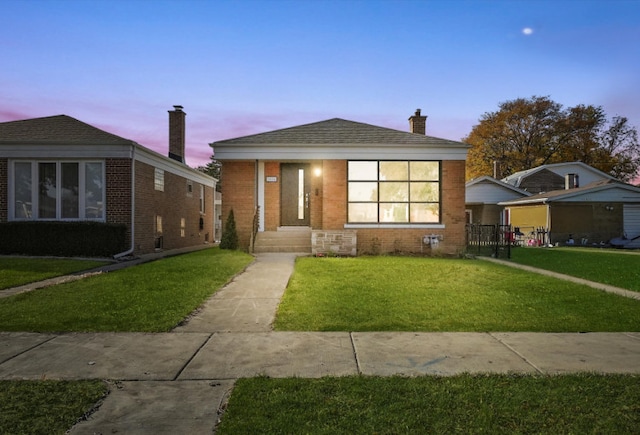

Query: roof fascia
[466,176,532,196]
[213,144,468,161]
[134,146,216,186]
[0,143,134,159]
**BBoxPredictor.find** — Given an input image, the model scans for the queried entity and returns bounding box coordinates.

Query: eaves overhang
[212,142,469,161]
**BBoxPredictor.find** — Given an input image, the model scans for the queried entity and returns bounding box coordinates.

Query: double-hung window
[10,161,105,220]
[348,161,440,223]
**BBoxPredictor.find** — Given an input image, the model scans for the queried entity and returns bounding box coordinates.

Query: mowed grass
[274,256,640,332]
[0,380,107,435]
[0,248,253,332]
[218,374,640,434]
[510,247,640,292]
[0,258,108,290]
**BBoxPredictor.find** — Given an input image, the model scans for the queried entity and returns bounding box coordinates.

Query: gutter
[114,145,136,259]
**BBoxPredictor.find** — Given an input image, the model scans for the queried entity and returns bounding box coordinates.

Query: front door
[281,163,311,226]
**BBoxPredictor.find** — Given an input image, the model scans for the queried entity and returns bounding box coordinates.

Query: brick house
[211,110,469,255]
[0,106,216,256]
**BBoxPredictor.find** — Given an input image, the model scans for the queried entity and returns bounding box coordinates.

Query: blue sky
[2,0,639,168]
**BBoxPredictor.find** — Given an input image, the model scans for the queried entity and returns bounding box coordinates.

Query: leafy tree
[196,156,222,191]
[464,96,640,182]
[219,209,239,250]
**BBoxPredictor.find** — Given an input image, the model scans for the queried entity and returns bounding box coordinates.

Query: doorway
[280,163,311,226]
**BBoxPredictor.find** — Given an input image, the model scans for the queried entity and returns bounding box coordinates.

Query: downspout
[545,201,551,246]
[114,145,136,259]
[255,159,259,209]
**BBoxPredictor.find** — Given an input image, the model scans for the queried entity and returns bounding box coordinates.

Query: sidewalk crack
[0,334,57,365]
[172,333,214,381]
[488,332,544,374]
[349,332,362,375]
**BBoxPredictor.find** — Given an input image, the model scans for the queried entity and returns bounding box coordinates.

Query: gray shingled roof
[213,118,467,147]
[500,179,640,205]
[0,115,137,145]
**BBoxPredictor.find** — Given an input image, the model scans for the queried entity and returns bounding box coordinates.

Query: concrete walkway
[1,252,639,434]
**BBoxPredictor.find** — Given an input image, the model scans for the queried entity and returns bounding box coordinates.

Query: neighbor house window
[155,215,163,249]
[154,168,164,191]
[347,161,440,223]
[199,184,205,213]
[186,180,193,197]
[180,217,186,237]
[10,161,105,220]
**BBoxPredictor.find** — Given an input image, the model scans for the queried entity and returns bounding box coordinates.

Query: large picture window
[348,161,440,223]
[10,161,105,221]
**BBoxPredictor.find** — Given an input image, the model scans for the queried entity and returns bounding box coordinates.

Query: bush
[0,221,127,257]
[220,209,239,250]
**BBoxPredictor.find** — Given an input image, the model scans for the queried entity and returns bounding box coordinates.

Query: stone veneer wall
[312,230,357,256]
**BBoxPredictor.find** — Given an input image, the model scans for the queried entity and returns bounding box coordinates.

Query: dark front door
[281,163,311,226]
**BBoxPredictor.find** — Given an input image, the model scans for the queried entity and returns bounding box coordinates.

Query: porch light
[314,167,322,177]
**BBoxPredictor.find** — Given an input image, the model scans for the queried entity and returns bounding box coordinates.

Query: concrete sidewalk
[3,331,639,381]
[1,252,639,434]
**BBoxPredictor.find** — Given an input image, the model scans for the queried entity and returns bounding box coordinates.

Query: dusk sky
[2,0,639,169]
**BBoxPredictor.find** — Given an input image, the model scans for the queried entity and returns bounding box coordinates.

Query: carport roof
[499,179,640,205]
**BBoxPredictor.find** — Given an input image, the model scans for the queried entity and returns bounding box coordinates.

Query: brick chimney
[169,105,186,163]
[409,109,427,135]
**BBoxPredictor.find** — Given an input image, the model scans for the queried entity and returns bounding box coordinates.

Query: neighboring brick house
[0,106,216,256]
[211,110,469,255]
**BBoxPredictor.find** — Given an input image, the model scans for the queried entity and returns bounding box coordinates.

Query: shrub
[219,209,239,250]
[0,221,127,257]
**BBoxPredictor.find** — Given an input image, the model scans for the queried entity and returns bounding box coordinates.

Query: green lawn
[0,257,108,290]
[0,380,107,435]
[2,251,639,434]
[509,247,640,292]
[274,256,640,332]
[0,248,253,332]
[218,374,640,434]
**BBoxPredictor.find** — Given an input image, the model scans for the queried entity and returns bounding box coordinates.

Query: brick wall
[440,160,467,252]
[134,161,215,254]
[344,159,466,255]
[264,162,280,230]
[220,158,466,255]
[310,162,323,229]
[220,161,256,250]
[106,158,133,244]
[0,158,7,222]
[322,160,347,229]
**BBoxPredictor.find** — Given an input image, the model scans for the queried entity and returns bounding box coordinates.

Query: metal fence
[465,224,513,258]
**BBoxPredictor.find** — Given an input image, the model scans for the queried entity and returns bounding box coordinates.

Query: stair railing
[249,205,260,253]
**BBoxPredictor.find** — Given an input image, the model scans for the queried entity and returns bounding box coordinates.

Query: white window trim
[154,168,165,191]
[199,184,205,214]
[8,160,106,221]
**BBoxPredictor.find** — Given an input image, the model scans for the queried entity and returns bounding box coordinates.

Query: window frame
[9,160,106,221]
[154,168,164,192]
[347,160,442,225]
[199,184,205,214]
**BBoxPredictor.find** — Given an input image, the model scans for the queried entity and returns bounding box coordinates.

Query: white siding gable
[466,180,528,204]
[545,162,614,185]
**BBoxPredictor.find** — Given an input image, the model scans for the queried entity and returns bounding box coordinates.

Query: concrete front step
[254,229,312,253]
